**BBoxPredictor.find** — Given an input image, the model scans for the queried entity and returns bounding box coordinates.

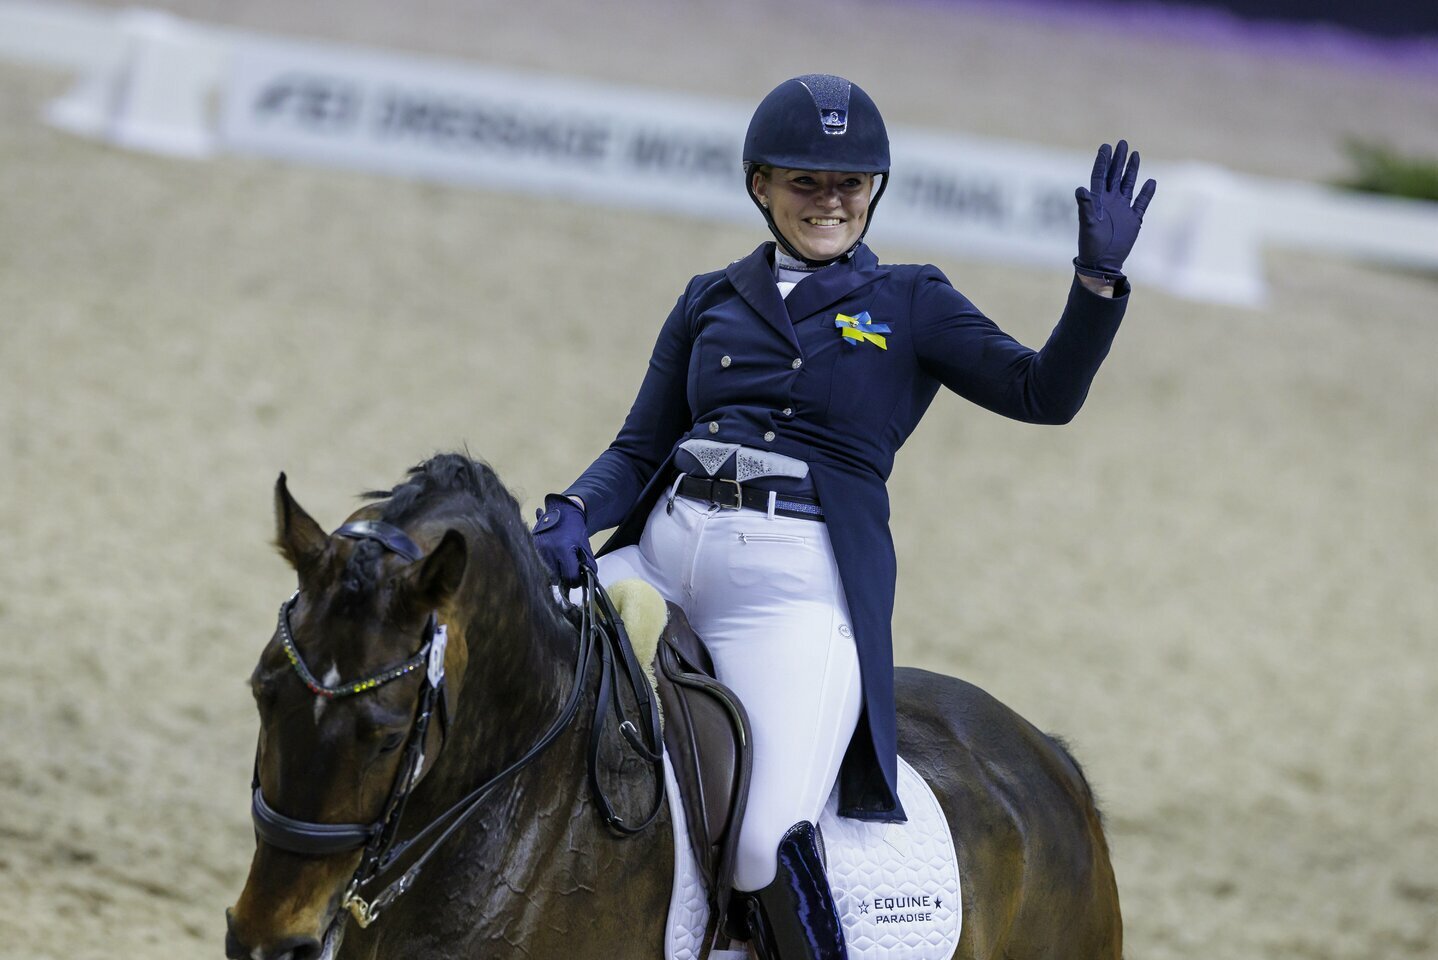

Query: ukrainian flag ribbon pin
[834,311,890,349]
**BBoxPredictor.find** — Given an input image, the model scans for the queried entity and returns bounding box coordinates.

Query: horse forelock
[357,453,561,619]
[337,540,385,603]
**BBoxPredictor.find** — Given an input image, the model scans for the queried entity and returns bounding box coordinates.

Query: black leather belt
[672,474,824,522]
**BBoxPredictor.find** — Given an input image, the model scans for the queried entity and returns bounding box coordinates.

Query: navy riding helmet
[743,74,890,266]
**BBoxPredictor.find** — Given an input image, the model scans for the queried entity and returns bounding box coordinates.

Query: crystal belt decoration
[678,439,809,482]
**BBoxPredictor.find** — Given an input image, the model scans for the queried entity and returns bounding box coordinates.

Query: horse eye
[378,732,406,754]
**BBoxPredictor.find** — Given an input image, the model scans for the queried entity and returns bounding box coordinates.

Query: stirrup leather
[653,601,753,925]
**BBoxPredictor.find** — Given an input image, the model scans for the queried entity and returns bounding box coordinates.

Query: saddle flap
[666,757,964,960]
[653,602,752,913]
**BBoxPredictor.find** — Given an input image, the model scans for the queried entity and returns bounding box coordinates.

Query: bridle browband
[249,519,664,930]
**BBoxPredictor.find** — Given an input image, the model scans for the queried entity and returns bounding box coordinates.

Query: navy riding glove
[531,494,595,589]
[1074,139,1157,283]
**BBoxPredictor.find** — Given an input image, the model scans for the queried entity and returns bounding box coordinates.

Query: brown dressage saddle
[652,600,754,926]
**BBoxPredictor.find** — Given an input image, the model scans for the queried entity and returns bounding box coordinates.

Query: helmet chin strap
[746,172,889,269]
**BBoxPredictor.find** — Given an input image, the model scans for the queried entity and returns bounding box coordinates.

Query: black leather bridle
[249,520,664,929]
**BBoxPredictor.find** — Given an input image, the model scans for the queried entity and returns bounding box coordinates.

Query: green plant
[1339,139,1438,202]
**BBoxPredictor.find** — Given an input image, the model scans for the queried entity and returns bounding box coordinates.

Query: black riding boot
[734,821,847,960]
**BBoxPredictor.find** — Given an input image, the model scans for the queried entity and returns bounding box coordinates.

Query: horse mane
[337,453,558,616]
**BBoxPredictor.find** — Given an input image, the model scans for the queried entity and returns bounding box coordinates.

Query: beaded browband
[273,519,438,699]
[276,593,434,699]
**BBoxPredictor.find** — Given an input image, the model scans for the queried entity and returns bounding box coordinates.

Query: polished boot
[733,821,847,960]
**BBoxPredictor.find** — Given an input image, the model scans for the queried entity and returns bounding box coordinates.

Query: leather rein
[249,520,664,929]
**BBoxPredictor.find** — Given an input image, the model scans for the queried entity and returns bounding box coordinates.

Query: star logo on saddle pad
[835,311,890,349]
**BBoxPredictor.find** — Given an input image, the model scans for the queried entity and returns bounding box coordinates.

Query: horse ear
[402,529,468,614]
[273,473,328,578]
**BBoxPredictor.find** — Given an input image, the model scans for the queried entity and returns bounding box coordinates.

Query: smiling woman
[528,72,1155,959]
[752,168,875,263]
[740,75,891,269]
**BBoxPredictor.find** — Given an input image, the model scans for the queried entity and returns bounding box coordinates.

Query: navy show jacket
[566,241,1127,821]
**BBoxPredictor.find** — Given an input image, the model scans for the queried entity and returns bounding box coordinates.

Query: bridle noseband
[249,519,663,930]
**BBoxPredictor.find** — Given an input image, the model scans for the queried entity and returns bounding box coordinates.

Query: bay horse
[226,453,1121,959]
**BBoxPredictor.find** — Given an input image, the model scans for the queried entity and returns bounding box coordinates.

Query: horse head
[226,455,667,960]
[226,471,471,960]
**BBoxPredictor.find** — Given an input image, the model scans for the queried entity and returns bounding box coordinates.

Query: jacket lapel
[726,243,888,351]
[782,244,886,327]
[726,244,798,352]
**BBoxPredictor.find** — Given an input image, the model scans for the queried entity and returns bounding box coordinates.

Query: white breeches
[597,495,862,891]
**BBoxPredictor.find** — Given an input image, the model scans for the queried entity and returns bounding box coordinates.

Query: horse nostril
[224,912,321,960]
[267,935,323,960]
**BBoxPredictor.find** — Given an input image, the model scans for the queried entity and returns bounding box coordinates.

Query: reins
[249,523,665,931]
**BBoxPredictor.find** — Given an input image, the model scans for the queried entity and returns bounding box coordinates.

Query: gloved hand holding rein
[1074,139,1157,285]
[531,494,594,589]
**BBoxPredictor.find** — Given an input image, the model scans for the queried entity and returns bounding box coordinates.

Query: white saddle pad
[664,753,962,960]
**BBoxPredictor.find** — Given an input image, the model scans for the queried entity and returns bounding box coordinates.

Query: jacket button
[708,421,719,434]
[720,355,732,368]
[763,431,775,442]
[782,407,793,417]
[791,358,803,369]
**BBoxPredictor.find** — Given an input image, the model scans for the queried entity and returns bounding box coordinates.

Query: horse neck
[387,602,674,953]
[366,528,675,953]
[422,534,580,801]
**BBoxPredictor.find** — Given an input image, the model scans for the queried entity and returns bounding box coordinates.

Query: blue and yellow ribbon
[834,311,890,349]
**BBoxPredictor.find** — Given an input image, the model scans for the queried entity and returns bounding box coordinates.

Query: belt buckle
[716,478,743,510]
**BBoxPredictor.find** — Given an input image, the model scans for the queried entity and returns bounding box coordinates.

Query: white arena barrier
[4,1,1436,307]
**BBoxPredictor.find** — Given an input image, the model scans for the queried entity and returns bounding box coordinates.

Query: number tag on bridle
[427,625,448,687]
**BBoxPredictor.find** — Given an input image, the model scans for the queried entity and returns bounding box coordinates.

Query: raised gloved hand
[531,494,595,588]
[1074,139,1156,283]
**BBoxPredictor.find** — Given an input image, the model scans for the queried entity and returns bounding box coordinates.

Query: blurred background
[1,1,1435,957]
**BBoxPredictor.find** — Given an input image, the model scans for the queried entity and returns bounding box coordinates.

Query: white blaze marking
[315,664,340,722]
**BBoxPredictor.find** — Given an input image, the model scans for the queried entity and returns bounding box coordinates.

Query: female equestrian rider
[532,74,1156,960]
